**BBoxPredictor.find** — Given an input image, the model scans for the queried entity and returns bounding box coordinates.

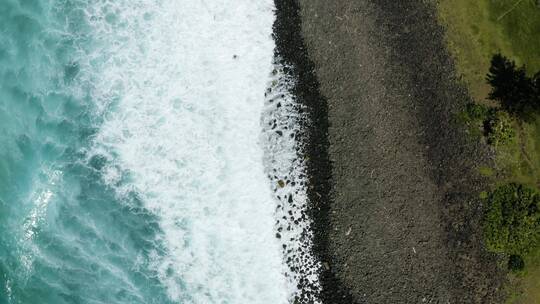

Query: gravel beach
[275,1,507,303]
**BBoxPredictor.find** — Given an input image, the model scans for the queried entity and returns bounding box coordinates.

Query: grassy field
[438,0,540,101]
[506,250,540,303]
[437,1,540,303]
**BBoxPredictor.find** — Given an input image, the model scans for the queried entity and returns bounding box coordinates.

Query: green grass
[479,166,495,177]
[506,248,540,304]
[437,1,540,302]
[438,0,540,102]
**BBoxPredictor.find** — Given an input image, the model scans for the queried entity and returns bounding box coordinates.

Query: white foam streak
[83,0,289,303]
[19,168,63,275]
[262,63,322,303]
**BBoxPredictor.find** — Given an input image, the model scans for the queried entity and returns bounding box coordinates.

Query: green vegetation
[460,103,489,138]
[479,167,494,178]
[508,255,525,272]
[438,0,540,101]
[484,183,540,257]
[437,1,540,302]
[506,247,540,303]
[461,102,515,146]
[486,110,515,146]
[469,57,540,303]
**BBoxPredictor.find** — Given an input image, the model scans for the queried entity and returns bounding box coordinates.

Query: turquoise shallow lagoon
[0,1,293,303]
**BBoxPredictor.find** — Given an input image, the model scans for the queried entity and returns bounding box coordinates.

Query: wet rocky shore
[274,0,506,303]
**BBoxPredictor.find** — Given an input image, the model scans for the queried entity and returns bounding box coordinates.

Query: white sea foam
[262,62,322,303]
[17,167,63,279]
[77,0,298,303]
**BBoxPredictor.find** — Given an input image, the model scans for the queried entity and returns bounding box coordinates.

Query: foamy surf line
[263,61,322,303]
[71,0,320,303]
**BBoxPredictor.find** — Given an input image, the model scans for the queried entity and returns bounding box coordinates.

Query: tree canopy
[484,183,540,256]
[487,54,540,120]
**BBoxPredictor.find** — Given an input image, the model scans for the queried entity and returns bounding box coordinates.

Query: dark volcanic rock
[273,0,355,303]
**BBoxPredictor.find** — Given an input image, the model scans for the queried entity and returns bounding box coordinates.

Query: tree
[486,54,539,120]
[508,254,525,272]
[484,183,540,256]
[485,110,514,146]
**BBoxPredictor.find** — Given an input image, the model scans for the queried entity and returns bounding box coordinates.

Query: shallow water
[0,1,315,303]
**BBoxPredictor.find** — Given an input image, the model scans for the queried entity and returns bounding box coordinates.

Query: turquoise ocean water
[0,1,293,303]
[0,1,175,302]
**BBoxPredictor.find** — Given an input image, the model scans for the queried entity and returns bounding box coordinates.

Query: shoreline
[273,1,354,303]
[275,0,507,303]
